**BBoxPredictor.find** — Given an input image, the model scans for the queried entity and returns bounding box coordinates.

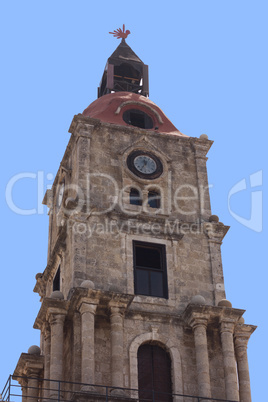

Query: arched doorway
[138,343,172,401]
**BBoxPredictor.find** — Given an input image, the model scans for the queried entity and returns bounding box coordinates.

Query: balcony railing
[1,375,239,402]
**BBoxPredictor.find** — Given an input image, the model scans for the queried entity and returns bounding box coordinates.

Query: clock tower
[11,31,256,402]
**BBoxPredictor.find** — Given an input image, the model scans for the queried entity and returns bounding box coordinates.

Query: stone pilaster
[48,308,67,397]
[220,320,239,401]
[107,294,133,395]
[25,366,41,402]
[42,323,51,399]
[78,299,98,390]
[183,305,211,399]
[21,378,28,402]
[109,306,125,392]
[190,317,211,398]
[72,311,82,390]
[191,138,212,221]
[204,222,229,305]
[234,324,256,402]
[13,353,44,402]
[69,124,93,288]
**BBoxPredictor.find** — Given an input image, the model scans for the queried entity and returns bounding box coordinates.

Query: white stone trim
[125,235,176,305]
[128,331,183,398]
[114,101,163,124]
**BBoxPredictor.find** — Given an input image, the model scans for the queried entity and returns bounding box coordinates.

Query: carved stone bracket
[203,221,229,243]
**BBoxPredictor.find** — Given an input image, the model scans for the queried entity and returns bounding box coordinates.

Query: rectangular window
[133,241,168,299]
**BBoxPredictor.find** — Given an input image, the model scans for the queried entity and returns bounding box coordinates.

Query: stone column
[234,324,256,402]
[21,379,28,402]
[25,367,40,402]
[191,318,211,399]
[48,310,66,397]
[79,301,97,391]
[110,306,125,395]
[42,323,51,399]
[220,320,239,401]
[13,352,43,402]
[72,311,82,391]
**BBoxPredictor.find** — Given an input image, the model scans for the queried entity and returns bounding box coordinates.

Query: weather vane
[109,24,130,40]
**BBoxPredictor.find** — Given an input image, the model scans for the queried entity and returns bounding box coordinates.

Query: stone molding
[234,323,256,358]
[79,300,98,315]
[115,101,164,124]
[13,353,44,383]
[48,309,67,326]
[203,221,229,243]
[183,304,242,324]
[108,293,134,311]
[128,331,183,397]
[190,137,213,159]
[68,287,134,317]
[42,321,51,339]
[33,297,69,330]
[220,319,236,334]
[119,135,171,161]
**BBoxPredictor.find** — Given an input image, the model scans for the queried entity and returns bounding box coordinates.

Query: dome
[82,92,187,137]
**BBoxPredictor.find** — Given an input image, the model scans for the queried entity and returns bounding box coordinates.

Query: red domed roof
[82,92,186,136]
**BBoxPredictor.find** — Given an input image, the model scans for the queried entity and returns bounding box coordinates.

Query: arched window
[148,189,161,208]
[130,188,142,206]
[123,109,153,129]
[138,344,172,402]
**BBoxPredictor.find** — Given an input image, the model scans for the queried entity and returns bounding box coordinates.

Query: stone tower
[12,35,256,402]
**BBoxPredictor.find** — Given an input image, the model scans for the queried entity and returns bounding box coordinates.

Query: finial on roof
[109,24,130,40]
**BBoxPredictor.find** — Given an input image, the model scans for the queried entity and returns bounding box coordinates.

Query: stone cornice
[190,137,214,157]
[108,293,135,311]
[182,304,245,329]
[204,221,230,243]
[13,353,44,379]
[69,114,213,143]
[234,323,257,341]
[68,287,134,317]
[33,297,69,330]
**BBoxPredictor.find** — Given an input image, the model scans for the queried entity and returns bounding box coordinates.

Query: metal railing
[1,375,239,402]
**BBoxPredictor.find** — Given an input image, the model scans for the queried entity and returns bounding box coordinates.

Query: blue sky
[0,1,267,400]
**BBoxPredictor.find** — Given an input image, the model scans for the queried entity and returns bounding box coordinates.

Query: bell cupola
[98,25,149,98]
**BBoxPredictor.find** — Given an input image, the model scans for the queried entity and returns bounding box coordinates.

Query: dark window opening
[123,109,153,129]
[53,266,60,291]
[114,63,141,82]
[130,188,142,206]
[148,190,161,208]
[133,241,168,298]
[113,63,142,94]
[138,344,172,402]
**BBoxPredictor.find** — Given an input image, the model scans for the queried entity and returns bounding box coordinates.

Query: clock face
[134,155,157,174]
[127,151,163,179]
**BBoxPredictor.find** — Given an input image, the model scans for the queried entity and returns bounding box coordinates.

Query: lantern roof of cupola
[98,25,149,98]
[108,38,143,64]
